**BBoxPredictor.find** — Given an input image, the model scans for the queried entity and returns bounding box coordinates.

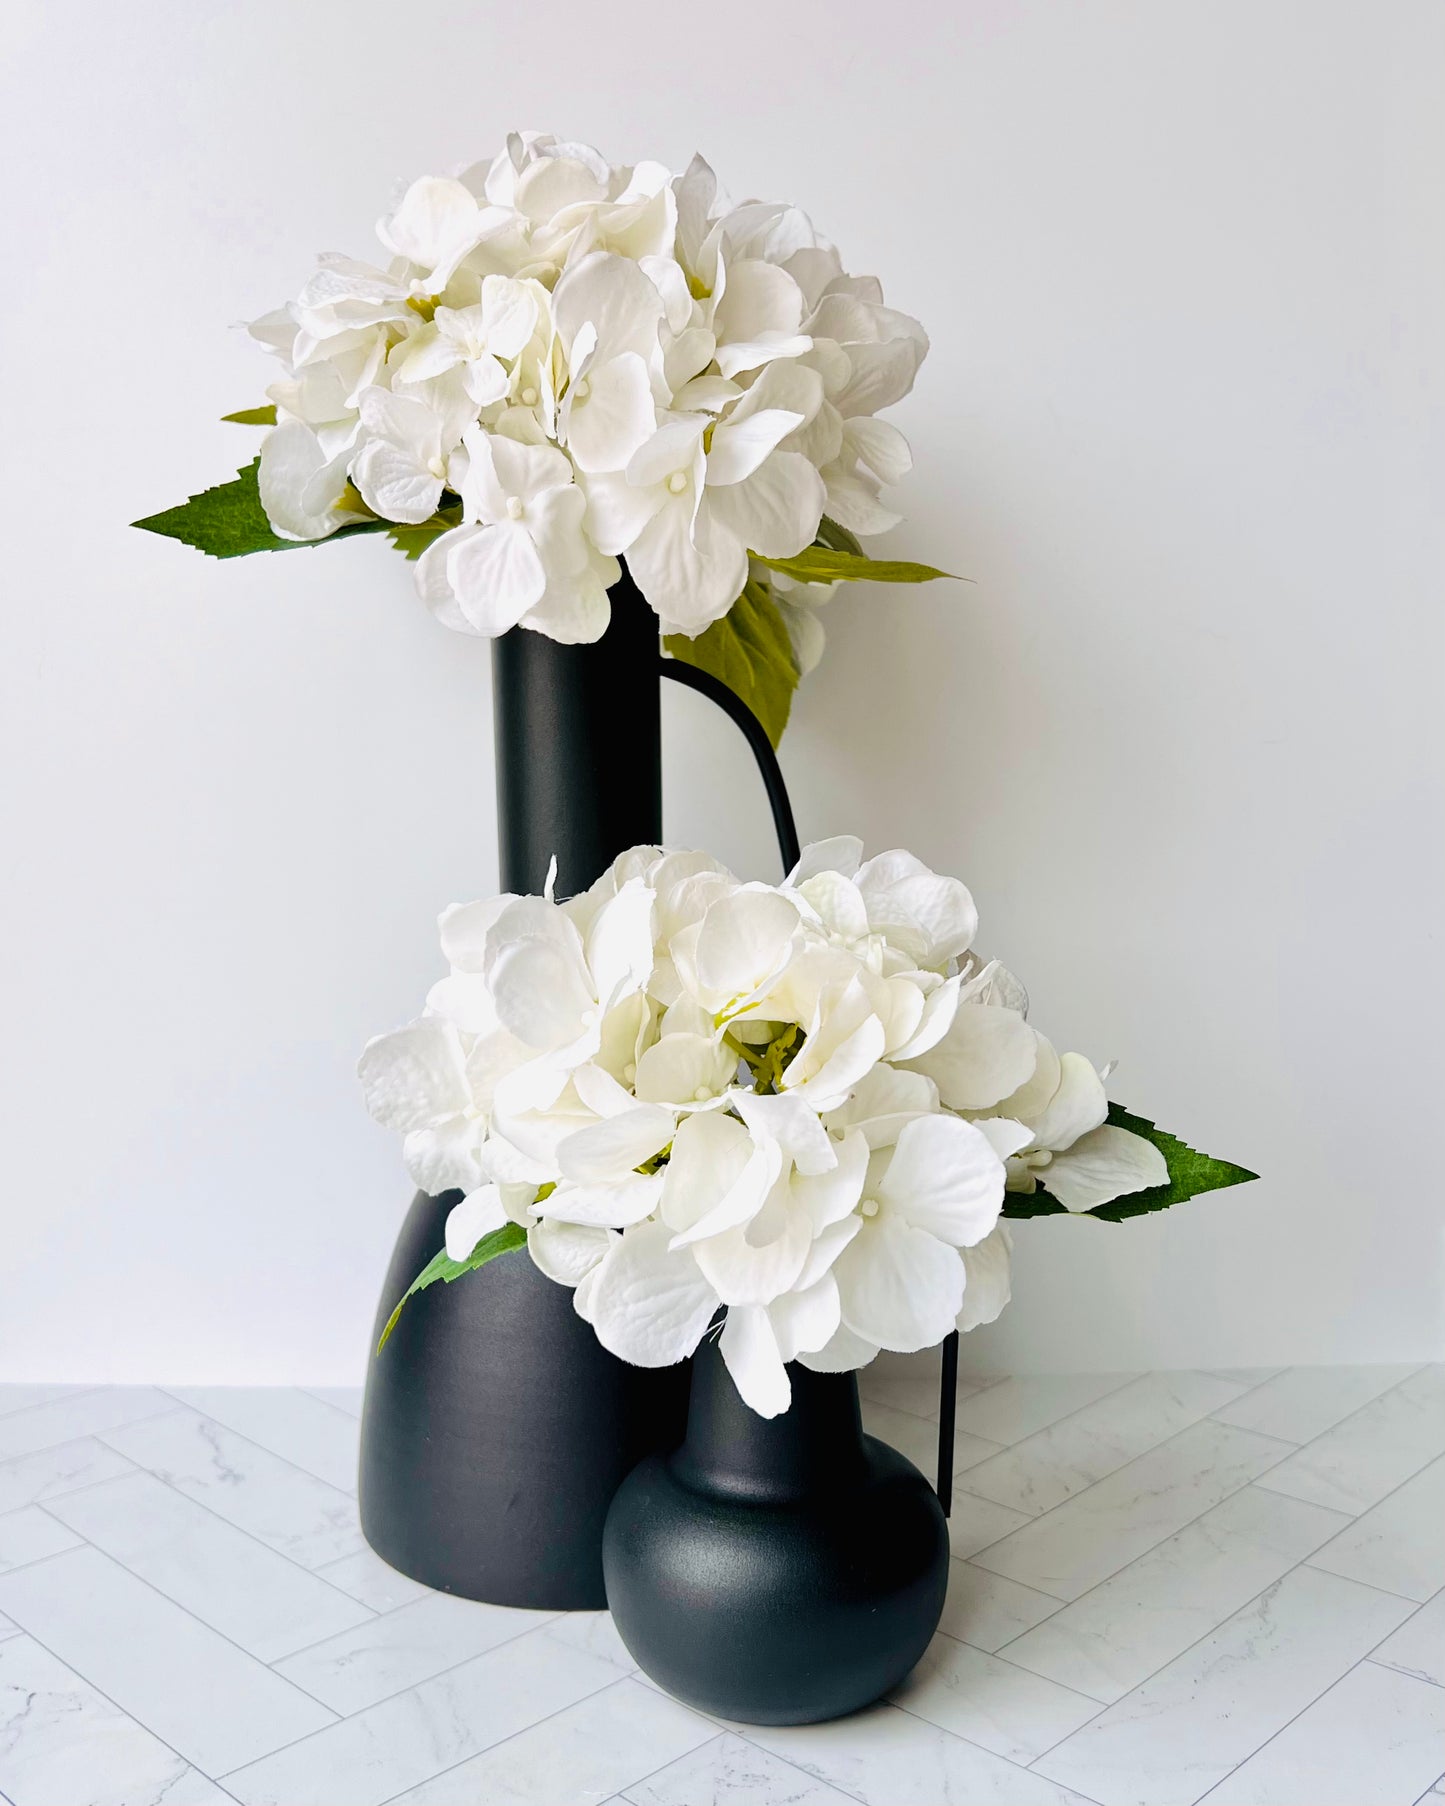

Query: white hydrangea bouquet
[361,839,1253,1417]
[134,133,952,743]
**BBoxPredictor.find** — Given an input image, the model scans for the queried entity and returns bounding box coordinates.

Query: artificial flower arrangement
[361,838,1254,1417]
[134,133,951,743]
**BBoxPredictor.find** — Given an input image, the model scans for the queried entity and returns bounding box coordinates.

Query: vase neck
[672,1328,869,1503]
[491,563,661,897]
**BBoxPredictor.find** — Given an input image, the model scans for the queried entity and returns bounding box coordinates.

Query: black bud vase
[602,1327,950,1724]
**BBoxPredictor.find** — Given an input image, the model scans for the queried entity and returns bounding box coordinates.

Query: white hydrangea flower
[361,840,1173,1418]
[245,133,929,642]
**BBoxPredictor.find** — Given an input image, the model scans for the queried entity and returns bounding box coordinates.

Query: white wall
[2,1,1441,1383]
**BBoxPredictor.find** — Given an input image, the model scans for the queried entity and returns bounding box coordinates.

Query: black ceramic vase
[603,1328,950,1724]
[358,570,690,1609]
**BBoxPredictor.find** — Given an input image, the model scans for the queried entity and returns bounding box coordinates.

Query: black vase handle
[657,654,960,1515]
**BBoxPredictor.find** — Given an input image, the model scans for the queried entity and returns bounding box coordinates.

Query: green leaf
[664,575,800,747]
[815,515,863,557]
[751,547,956,586]
[1003,1104,1258,1223]
[221,405,277,426]
[376,1223,527,1353]
[386,519,451,560]
[132,460,388,560]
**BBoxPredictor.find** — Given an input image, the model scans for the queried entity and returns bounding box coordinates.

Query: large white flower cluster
[360,840,1168,1417]
[251,133,926,642]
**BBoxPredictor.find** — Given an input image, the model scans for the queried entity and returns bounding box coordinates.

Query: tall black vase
[358,570,690,1609]
[603,1330,950,1724]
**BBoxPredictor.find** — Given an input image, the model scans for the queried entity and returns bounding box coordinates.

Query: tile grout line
[5,1523,351,1721]
[222,1630,632,1791]
[26,1453,385,1626]
[1363,1654,1445,1692]
[1017,1550,1425,1777]
[0,1396,188,1466]
[153,1385,362,1493]
[0,1621,243,1803]
[0,1386,105,1423]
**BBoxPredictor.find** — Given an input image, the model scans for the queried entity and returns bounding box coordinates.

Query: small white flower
[394,278,539,406]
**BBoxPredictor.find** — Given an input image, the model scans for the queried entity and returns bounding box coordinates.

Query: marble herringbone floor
[0,1359,1441,1805]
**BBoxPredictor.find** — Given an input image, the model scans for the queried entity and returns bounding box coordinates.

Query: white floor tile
[1309,1453,1445,1601]
[0,1509,79,1576]
[938,1560,1061,1653]
[300,1385,363,1417]
[1371,1590,1445,1688]
[100,1407,365,1569]
[0,1546,334,1775]
[889,1632,1098,1763]
[0,1610,17,1642]
[0,1438,136,1516]
[1000,1482,1350,1702]
[959,1372,1251,1517]
[948,1492,1034,1559]
[0,1387,93,1420]
[1210,1363,1422,1444]
[970,1418,1292,1600]
[391,1674,714,1805]
[0,1390,173,1463]
[273,1589,557,1713]
[312,1543,434,1612]
[1255,1365,1445,1515]
[0,1633,232,1806]
[749,1700,1100,1805]
[952,1373,1139,1448]
[626,1731,858,1806]
[166,1387,360,1493]
[44,1469,375,1661]
[222,1621,623,1806]
[1032,1566,1414,1806]
[543,1607,639,1675]
[1204,1659,1445,1806]
[861,1398,1001,1476]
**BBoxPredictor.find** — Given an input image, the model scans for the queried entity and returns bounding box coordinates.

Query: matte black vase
[358,570,691,1609]
[602,1328,950,1724]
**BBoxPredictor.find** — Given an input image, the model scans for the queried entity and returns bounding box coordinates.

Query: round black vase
[602,1330,950,1724]
[358,569,690,1609]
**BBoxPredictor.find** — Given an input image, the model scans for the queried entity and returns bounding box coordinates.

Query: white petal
[403,1120,484,1196]
[556,1104,674,1184]
[437,896,512,972]
[834,1218,965,1351]
[770,1272,843,1361]
[350,438,440,526]
[694,889,800,1005]
[731,1089,838,1176]
[585,1219,719,1366]
[487,938,594,1050]
[824,1062,938,1148]
[713,258,804,344]
[667,1135,782,1249]
[537,1172,663,1228]
[358,1018,471,1130]
[786,836,864,885]
[527,1217,613,1286]
[906,1005,1039,1111]
[705,409,805,486]
[447,521,548,637]
[878,1115,1006,1247]
[445,1185,506,1262]
[973,1116,1035,1161]
[579,469,664,554]
[633,1032,736,1107]
[957,1225,1013,1331]
[478,274,539,358]
[1030,1053,1110,1153]
[846,415,913,484]
[566,353,657,474]
[585,879,656,1006]
[706,452,825,559]
[1040,1125,1168,1212]
[257,421,358,541]
[797,1318,879,1373]
[720,1306,791,1418]
[784,1011,886,1114]
[659,1109,755,1236]
[788,1128,869,1230]
[625,496,747,635]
